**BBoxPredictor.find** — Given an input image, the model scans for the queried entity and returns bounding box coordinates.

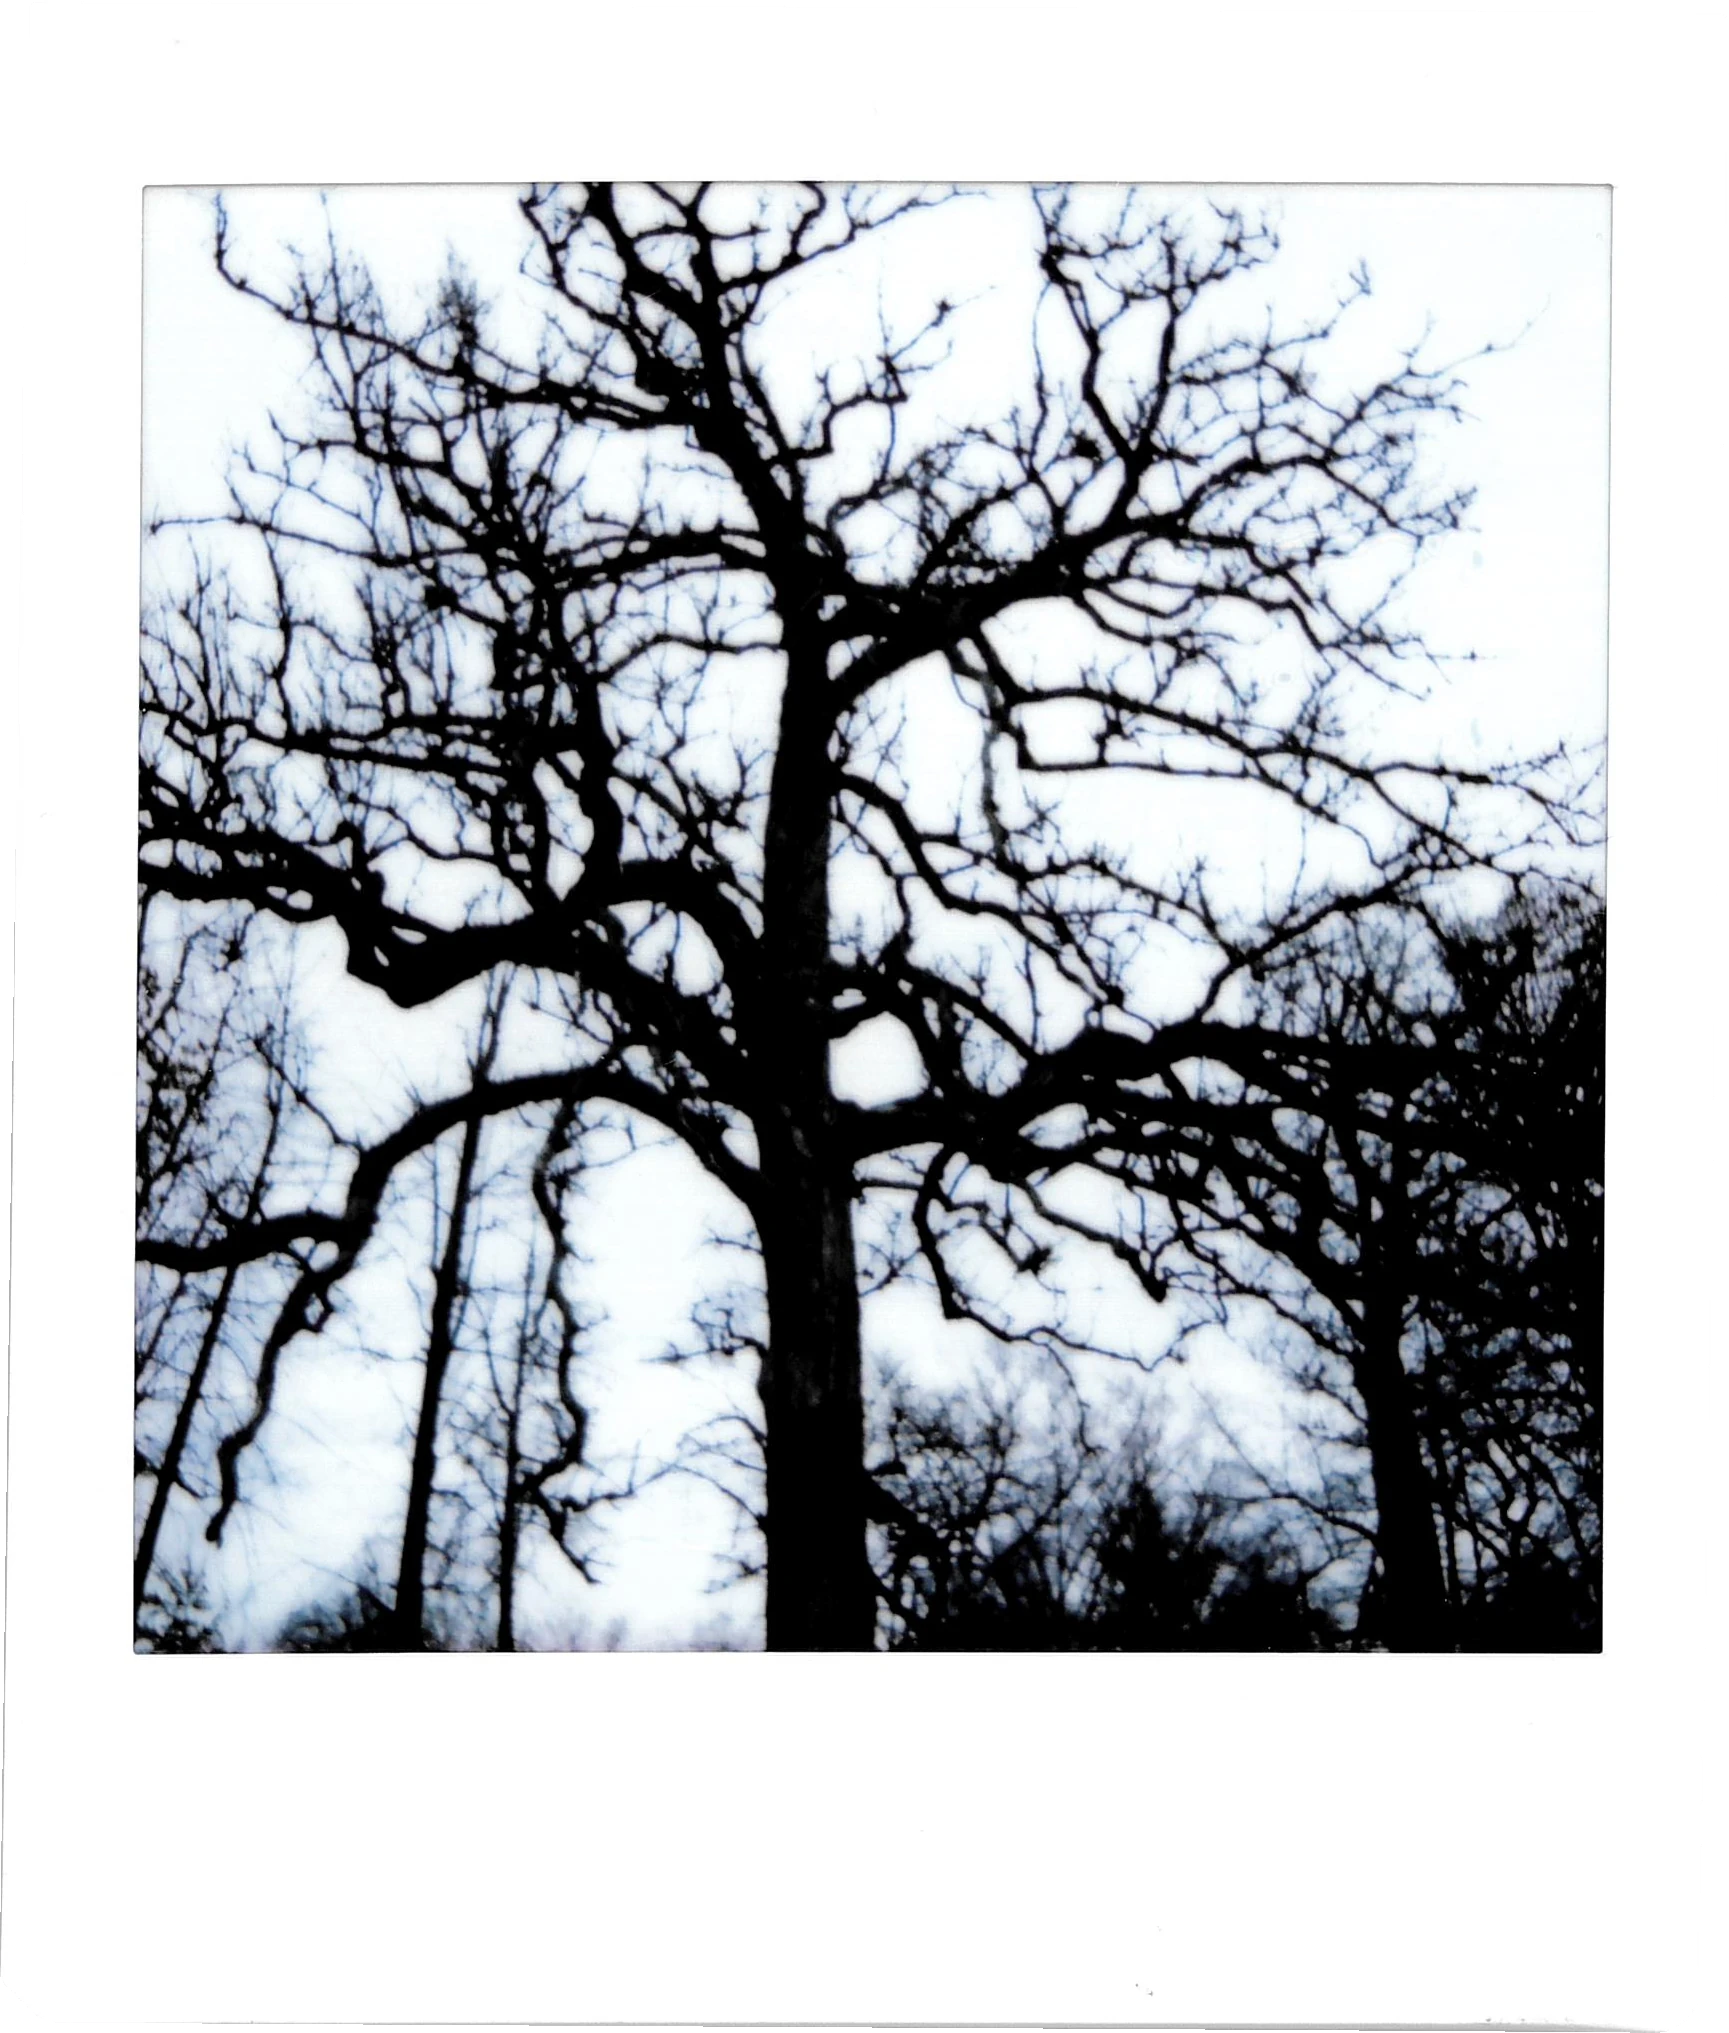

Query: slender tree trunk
[495,1377,525,1652]
[135,1260,239,1617]
[1354,1325,1449,1649]
[1332,1126,1449,1651]
[392,1111,485,1648]
[754,641,873,1651]
[495,1476,520,1652]
[137,1095,283,1621]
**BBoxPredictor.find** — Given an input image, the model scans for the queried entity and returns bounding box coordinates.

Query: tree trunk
[135,1260,239,1617]
[392,1111,484,1648]
[1331,1123,1449,1650]
[495,1379,524,1652]
[754,640,873,1650]
[137,1104,283,1622]
[1353,1254,1450,1651]
[758,1165,872,1649]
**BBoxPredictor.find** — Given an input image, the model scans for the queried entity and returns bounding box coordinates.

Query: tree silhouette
[1421,889,1603,1646]
[383,986,507,1649]
[1134,885,1603,1648]
[400,1059,653,1652]
[138,184,1593,1649]
[442,1096,600,1651]
[869,1374,1337,1650]
[135,906,305,1638]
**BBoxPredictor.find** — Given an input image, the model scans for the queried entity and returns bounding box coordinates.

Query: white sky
[5,10,1719,2026]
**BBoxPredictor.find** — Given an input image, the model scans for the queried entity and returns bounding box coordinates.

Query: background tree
[135,905,307,1645]
[138,183,1599,1649]
[869,1373,1337,1649]
[444,1097,600,1651]
[1420,887,1603,1645]
[1118,883,1603,1648]
[382,983,508,1650]
[410,1083,654,1652]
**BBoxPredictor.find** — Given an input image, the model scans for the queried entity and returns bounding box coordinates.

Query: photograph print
[136,182,1607,1653]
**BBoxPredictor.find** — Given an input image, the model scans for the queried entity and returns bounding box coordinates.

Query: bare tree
[1419,888,1603,1645]
[1128,884,1603,1647]
[384,985,505,1648]
[869,1372,1335,1650]
[444,1096,647,1651]
[139,184,1592,1648]
[135,907,304,1640]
